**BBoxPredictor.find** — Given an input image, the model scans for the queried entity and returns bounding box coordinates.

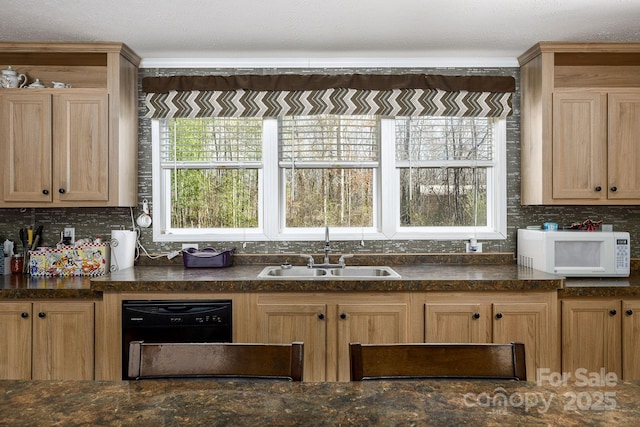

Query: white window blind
[278,115,379,167]
[395,116,493,164]
[160,117,263,169]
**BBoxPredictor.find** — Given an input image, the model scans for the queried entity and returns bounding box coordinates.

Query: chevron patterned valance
[142,74,515,119]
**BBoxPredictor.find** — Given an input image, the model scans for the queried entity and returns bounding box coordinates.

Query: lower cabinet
[423,292,559,381]
[561,298,640,380]
[64,289,560,383]
[249,291,559,382]
[0,300,94,380]
[249,293,411,382]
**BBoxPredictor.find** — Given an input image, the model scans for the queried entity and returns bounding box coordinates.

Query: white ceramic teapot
[0,74,10,88]
[1,66,27,88]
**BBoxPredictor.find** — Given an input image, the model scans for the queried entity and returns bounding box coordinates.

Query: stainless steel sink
[258,266,328,278]
[328,266,400,278]
[257,265,400,279]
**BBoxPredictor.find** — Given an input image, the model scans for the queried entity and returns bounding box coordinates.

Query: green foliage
[167,118,261,228]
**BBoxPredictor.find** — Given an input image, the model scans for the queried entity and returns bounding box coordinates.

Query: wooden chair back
[128,341,304,381]
[350,342,526,381]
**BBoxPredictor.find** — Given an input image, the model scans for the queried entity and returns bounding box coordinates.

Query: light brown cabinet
[561,298,640,380]
[519,42,640,205]
[0,42,140,207]
[550,91,640,201]
[95,289,559,382]
[1,92,109,203]
[423,292,559,381]
[425,302,491,343]
[0,302,31,379]
[250,293,411,382]
[254,301,327,381]
[0,301,95,380]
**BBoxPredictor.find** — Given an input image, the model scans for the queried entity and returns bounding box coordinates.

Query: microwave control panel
[615,236,630,272]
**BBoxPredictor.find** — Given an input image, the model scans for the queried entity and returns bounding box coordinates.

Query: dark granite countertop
[0,274,100,299]
[0,379,637,426]
[5,251,640,298]
[88,263,563,293]
[560,273,640,297]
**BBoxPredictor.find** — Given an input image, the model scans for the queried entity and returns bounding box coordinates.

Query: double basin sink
[257,265,401,279]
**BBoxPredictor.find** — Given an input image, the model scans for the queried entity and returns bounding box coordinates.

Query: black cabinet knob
[317,313,325,320]
[59,188,66,194]
[609,309,617,316]
[472,313,480,319]
[495,313,503,319]
[610,186,617,192]
[38,312,46,318]
[626,309,634,316]
[21,312,29,318]
[595,186,602,192]
[339,313,347,320]
[42,189,49,195]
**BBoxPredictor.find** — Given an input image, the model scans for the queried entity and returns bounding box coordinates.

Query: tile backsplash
[2,65,640,257]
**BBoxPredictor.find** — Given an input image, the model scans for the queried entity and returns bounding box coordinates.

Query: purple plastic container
[182,247,235,268]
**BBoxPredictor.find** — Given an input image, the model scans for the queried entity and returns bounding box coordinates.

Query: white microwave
[517,229,630,277]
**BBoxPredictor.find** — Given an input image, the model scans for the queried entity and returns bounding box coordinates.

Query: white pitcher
[1,66,27,88]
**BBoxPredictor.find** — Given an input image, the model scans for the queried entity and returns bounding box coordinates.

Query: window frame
[151,117,507,242]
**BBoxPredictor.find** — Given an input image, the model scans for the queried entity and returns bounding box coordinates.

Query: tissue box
[28,243,110,277]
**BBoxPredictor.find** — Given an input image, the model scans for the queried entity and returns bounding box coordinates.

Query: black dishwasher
[122,299,232,379]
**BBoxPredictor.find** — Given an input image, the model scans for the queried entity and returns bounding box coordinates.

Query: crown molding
[140,56,519,69]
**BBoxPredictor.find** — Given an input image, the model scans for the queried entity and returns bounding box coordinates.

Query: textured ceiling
[2,0,640,62]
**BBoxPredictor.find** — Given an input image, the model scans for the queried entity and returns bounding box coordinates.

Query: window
[279,115,379,229]
[153,118,263,237]
[152,115,506,242]
[394,117,500,233]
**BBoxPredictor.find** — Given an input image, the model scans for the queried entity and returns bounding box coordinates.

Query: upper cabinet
[519,42,640,205]
[0,42,140,207]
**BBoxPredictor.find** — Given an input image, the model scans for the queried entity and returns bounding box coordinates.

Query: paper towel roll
[110,230,137,271]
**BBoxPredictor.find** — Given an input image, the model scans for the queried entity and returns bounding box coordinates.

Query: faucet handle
[299,253,314,267]
[338,254,354,267]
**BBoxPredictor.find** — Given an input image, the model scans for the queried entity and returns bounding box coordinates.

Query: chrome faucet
[299,226,353,268]
[323,225,331,265]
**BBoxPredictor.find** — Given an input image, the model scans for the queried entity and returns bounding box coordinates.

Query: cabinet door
[561,299,621,379]
[336,303,409,381]
[622,300,640,380]
[53,93,109,202]
[608,93,640,200]
[424,303,491,343]
[1,93,52,203]
[0,302,32,379]
[492,302,550,381]
[255,303,327,382]
[552,92,607,200]
[32,301,94,380]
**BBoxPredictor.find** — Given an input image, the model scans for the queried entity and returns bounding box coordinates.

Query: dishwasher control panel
[122,300,232,327]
